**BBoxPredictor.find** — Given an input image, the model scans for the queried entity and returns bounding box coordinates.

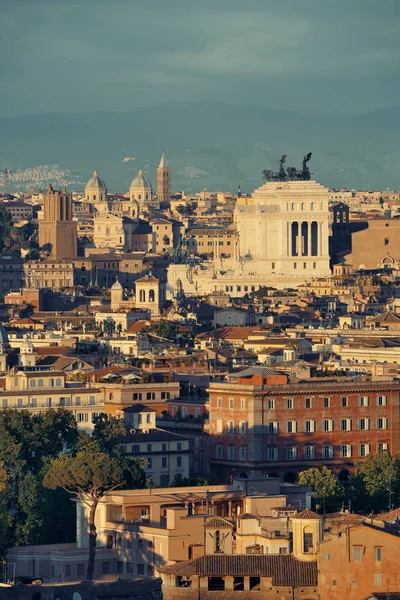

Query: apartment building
[0,370,103,431]
[319,519,400,600]
[8,477,311,582]
[184,226,238,258]
[0,256,25,297]
[151,218,181,253]
[121,404,190,486]
[159,508,321,600]
[207,374,400,483]
[102,381,182,417]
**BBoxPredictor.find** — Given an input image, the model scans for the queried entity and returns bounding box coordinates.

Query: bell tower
[292,509,323,562]
[157,151,171,202]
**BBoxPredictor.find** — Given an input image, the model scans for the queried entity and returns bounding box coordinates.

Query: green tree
[92,414,127,454]
[0,409,78,546]
[168,475,209,488]
[353,451,400,512]
[0,461,10,557]
[0,205,14,252]
[147,320,193,346]
[299,466,344,513]
[43,449,145,581]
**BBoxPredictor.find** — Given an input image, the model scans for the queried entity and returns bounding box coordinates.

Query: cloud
[0,0,399,116]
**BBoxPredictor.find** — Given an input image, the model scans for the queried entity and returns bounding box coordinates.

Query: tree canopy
[299,466,344,513]
[44,444,145,580]
[348,451,400,513]
[0,207,38,254]
[0,409,78,547]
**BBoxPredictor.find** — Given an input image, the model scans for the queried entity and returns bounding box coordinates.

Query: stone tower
[135,274,165,316]
[18,336,36,368]
[292,509,323,562]
[157,151,171,202]
[110,278,124,311]
[39,185,77,260]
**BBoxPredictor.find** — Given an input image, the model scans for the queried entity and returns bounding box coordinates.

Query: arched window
[106,227,110,236]
[146,413,151,423]
[38,379,44,388]
[30,380,36,388]
[139,289,145,302]
[303,527,314,553]
[93,195,96,201]
[100,195,103,201]
[138,414,142,424]
[149,289,155,302]
[56,378,62,386]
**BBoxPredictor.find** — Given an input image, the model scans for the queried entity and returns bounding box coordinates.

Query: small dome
[130,169,152,191]
[85,170,107,193]
[21,335,34,354]
[111,279,123,290]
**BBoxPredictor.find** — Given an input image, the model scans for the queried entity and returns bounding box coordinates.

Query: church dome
[85,170,107,201]
[130,170,152,191]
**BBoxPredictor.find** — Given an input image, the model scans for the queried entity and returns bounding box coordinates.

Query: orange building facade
[207,376,400,483]
[319,521,400,599]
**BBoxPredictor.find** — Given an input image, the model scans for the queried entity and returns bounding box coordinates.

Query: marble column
[319,222,323,256]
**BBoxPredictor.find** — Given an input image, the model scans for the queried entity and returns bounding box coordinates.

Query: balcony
[106,518,167,532]
[260,529,291,540]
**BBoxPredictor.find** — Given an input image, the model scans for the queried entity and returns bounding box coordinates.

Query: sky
[1,0,400,118]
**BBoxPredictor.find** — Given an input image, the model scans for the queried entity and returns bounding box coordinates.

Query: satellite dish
[73,593,82,600]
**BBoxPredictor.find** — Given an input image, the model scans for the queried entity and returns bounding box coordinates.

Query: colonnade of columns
[287,221,323,257]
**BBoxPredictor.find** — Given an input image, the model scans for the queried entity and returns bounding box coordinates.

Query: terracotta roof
[368,311,400,323]
[204,516,233,529]
[379,507,400,522]
[127,319,150,333]
[11,317,42,325]
[237,513,260,520]
[158,555,317,586]
[196,327,262,341]
[35,346,70,356]
[292,509,322,520]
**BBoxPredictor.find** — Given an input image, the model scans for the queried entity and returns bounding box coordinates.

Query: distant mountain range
[1,101,399,193]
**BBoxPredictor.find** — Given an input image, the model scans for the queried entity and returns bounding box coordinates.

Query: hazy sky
[1,0,400,117]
